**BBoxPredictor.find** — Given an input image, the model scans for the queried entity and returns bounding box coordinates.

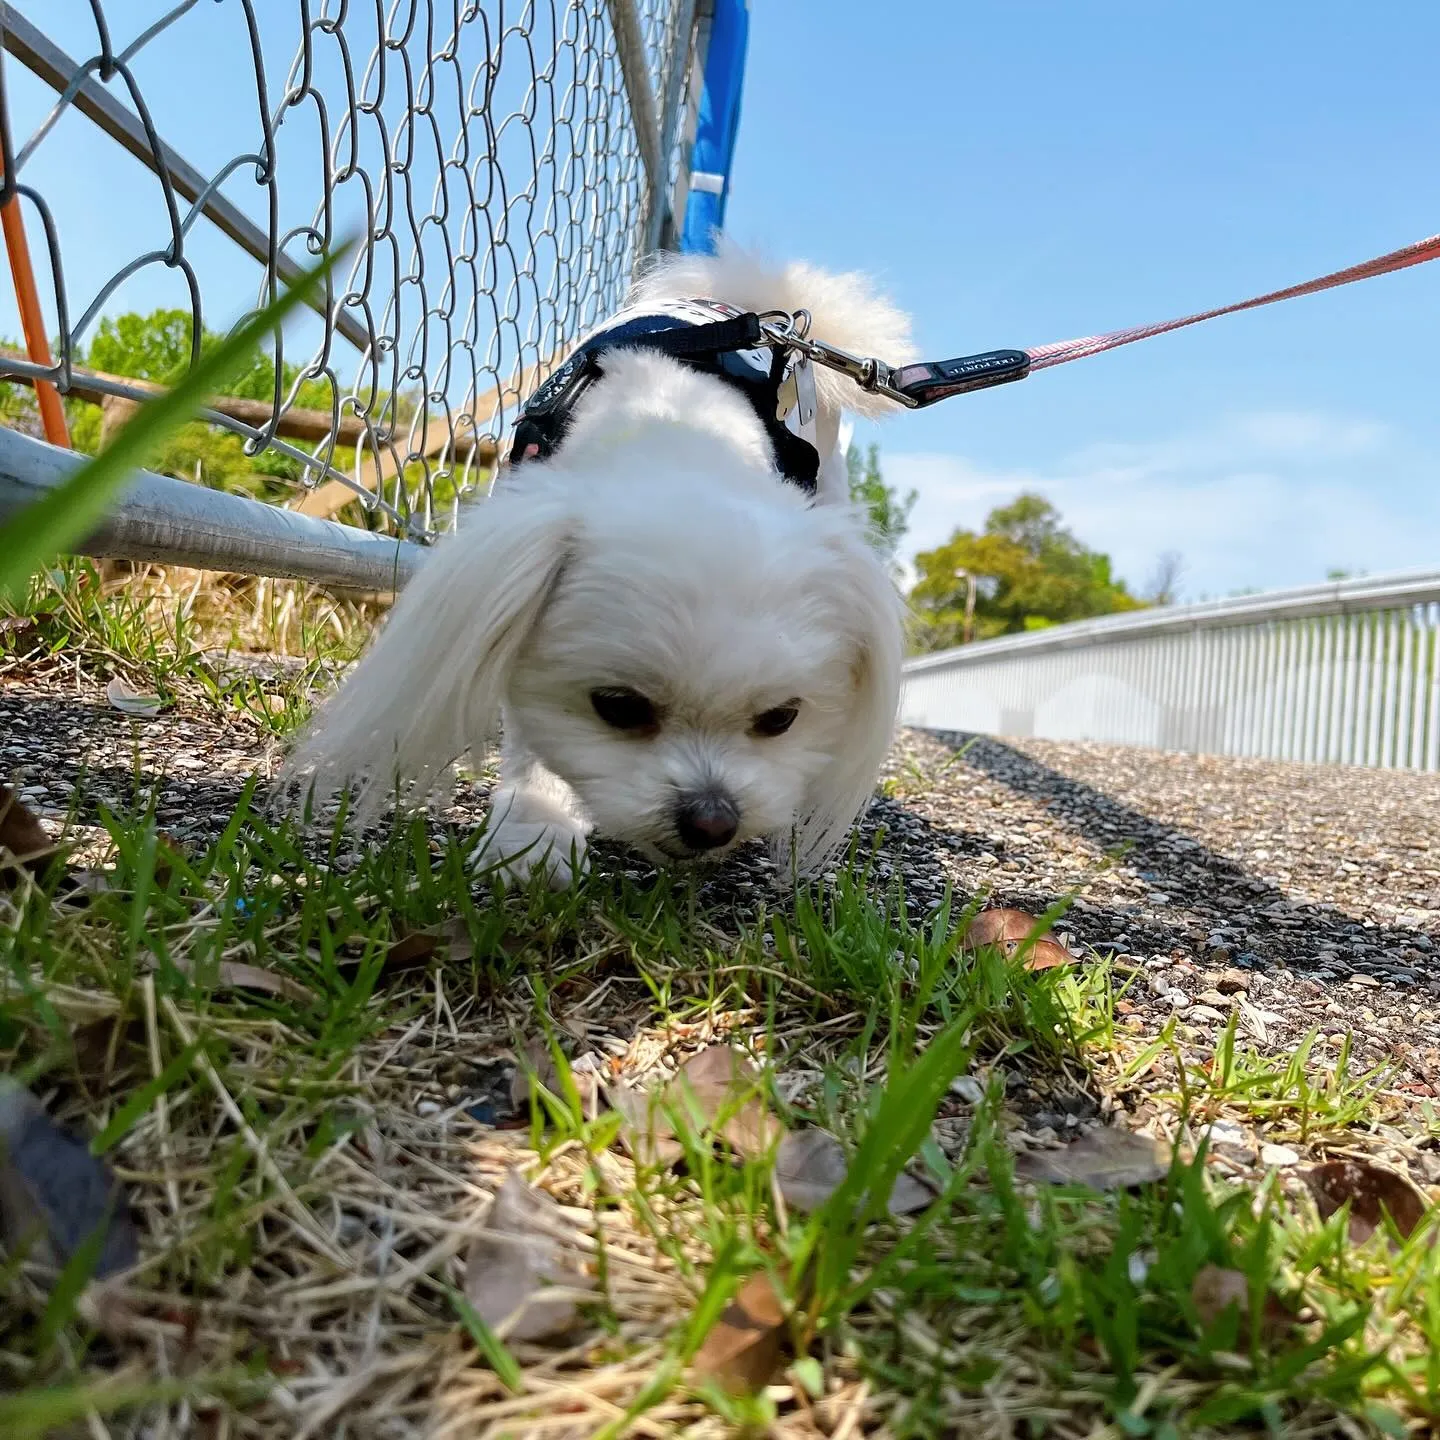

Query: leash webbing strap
[881,230,1440,408]
[1025,230,1440,371]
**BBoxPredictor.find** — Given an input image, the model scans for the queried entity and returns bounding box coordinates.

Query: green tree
[66,308,346,497]
[85,307,328,404]
[846,442,915,565]
[909,492,1142,650]
[0,342,42,438]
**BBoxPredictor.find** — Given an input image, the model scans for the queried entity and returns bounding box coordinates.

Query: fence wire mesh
[0,0,701,542]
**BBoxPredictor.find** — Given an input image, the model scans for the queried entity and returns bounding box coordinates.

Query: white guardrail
[900,569,1440,769]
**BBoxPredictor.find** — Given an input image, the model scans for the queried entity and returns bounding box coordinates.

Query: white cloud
[891,410,1439,599]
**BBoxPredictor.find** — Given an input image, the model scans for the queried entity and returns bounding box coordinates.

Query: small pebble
[1260,1143,1299,1168]
[1206,1119,1251,1152]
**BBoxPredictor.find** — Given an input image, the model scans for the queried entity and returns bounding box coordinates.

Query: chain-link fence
[0,1,734,586]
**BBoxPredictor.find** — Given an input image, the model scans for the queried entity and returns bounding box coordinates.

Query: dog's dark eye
[751,701,801,737]
[590,687,659,733]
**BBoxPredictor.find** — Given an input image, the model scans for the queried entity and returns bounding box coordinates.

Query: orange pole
[0,184,70,448]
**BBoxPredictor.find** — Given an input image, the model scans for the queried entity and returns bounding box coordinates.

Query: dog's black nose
[676,792,740,851]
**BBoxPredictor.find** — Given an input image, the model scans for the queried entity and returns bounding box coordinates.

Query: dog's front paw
[471,815,589,890]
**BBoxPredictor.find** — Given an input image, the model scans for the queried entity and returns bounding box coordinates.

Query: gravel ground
[5,676,1439,1104]
[879,730,1440,1100]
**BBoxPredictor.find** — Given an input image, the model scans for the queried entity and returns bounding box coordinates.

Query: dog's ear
[284,483,571,817]
[781,527,905,875]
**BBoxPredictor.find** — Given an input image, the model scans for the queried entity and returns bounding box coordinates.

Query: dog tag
[775,356,818,428]
[775,368,798,421]
[792,357,817,430]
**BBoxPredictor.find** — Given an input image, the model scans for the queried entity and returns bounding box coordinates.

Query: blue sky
[4,4,1439,600]
[726,3,1440,599]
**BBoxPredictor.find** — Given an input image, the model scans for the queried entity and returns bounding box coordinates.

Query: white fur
[285,246,910,886]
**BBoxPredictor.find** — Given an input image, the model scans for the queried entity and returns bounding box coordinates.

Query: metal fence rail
[0,0,731,586]
[900,569,1440,770]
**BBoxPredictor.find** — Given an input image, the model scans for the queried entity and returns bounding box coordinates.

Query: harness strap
[508,309,820,492]
[632,311,763,355]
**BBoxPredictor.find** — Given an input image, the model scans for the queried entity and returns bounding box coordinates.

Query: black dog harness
[508,299,823,495]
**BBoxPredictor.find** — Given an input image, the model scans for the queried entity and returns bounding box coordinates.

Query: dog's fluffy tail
[628,241,915,422]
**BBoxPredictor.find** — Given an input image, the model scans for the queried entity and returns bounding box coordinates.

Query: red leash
[1026,230,1440,370]
[879,230,1440,406]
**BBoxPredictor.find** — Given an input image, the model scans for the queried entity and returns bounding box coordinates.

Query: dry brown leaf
[510,1037,558,1112]
[886,1169,939,1215]
[774,1128,847,1211]
[670,1044,783,1157]
[1191,1264,1297,1341]
[384,931,440,970]
[964,910,1075,970]
[965,908,1045,949]
[437,917,476,963]
[105,676,165,717]
[1004,937,1076,972]
[774,1128,936,1216]
[383,918,473,973]
[0,784,57,874]
[605,1079,685,1166]
[1303,1158,1428,1244]
[165,955,313,1004]
[608,1047,781,1166]
[463,1169,594,1341]
[209,962,313,1005]
[1013,1126,1169,1190]
[0,1079,138,1278]
[691,1268,789,1393]
[508,1037,599,1116]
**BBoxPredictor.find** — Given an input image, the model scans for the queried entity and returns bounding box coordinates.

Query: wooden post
[99,392,140,447]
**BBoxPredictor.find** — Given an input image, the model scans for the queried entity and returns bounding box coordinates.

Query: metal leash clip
[768,308,818,444]
[757,309,1031,410]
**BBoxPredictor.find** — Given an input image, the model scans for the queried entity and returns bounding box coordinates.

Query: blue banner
[680,0,749,253]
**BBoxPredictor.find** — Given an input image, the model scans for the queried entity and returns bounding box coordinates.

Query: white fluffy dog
[286,247,912,886]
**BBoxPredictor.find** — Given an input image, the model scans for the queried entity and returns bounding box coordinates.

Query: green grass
[1184,1015,1394,1137]
[2,589,1439,1438]
[3,556,371,737]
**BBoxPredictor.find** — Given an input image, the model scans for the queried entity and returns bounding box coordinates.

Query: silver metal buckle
[757,309,919,410]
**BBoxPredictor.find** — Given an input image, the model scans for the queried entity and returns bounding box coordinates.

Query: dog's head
[287,407,903,873]
[505,457,902,870]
